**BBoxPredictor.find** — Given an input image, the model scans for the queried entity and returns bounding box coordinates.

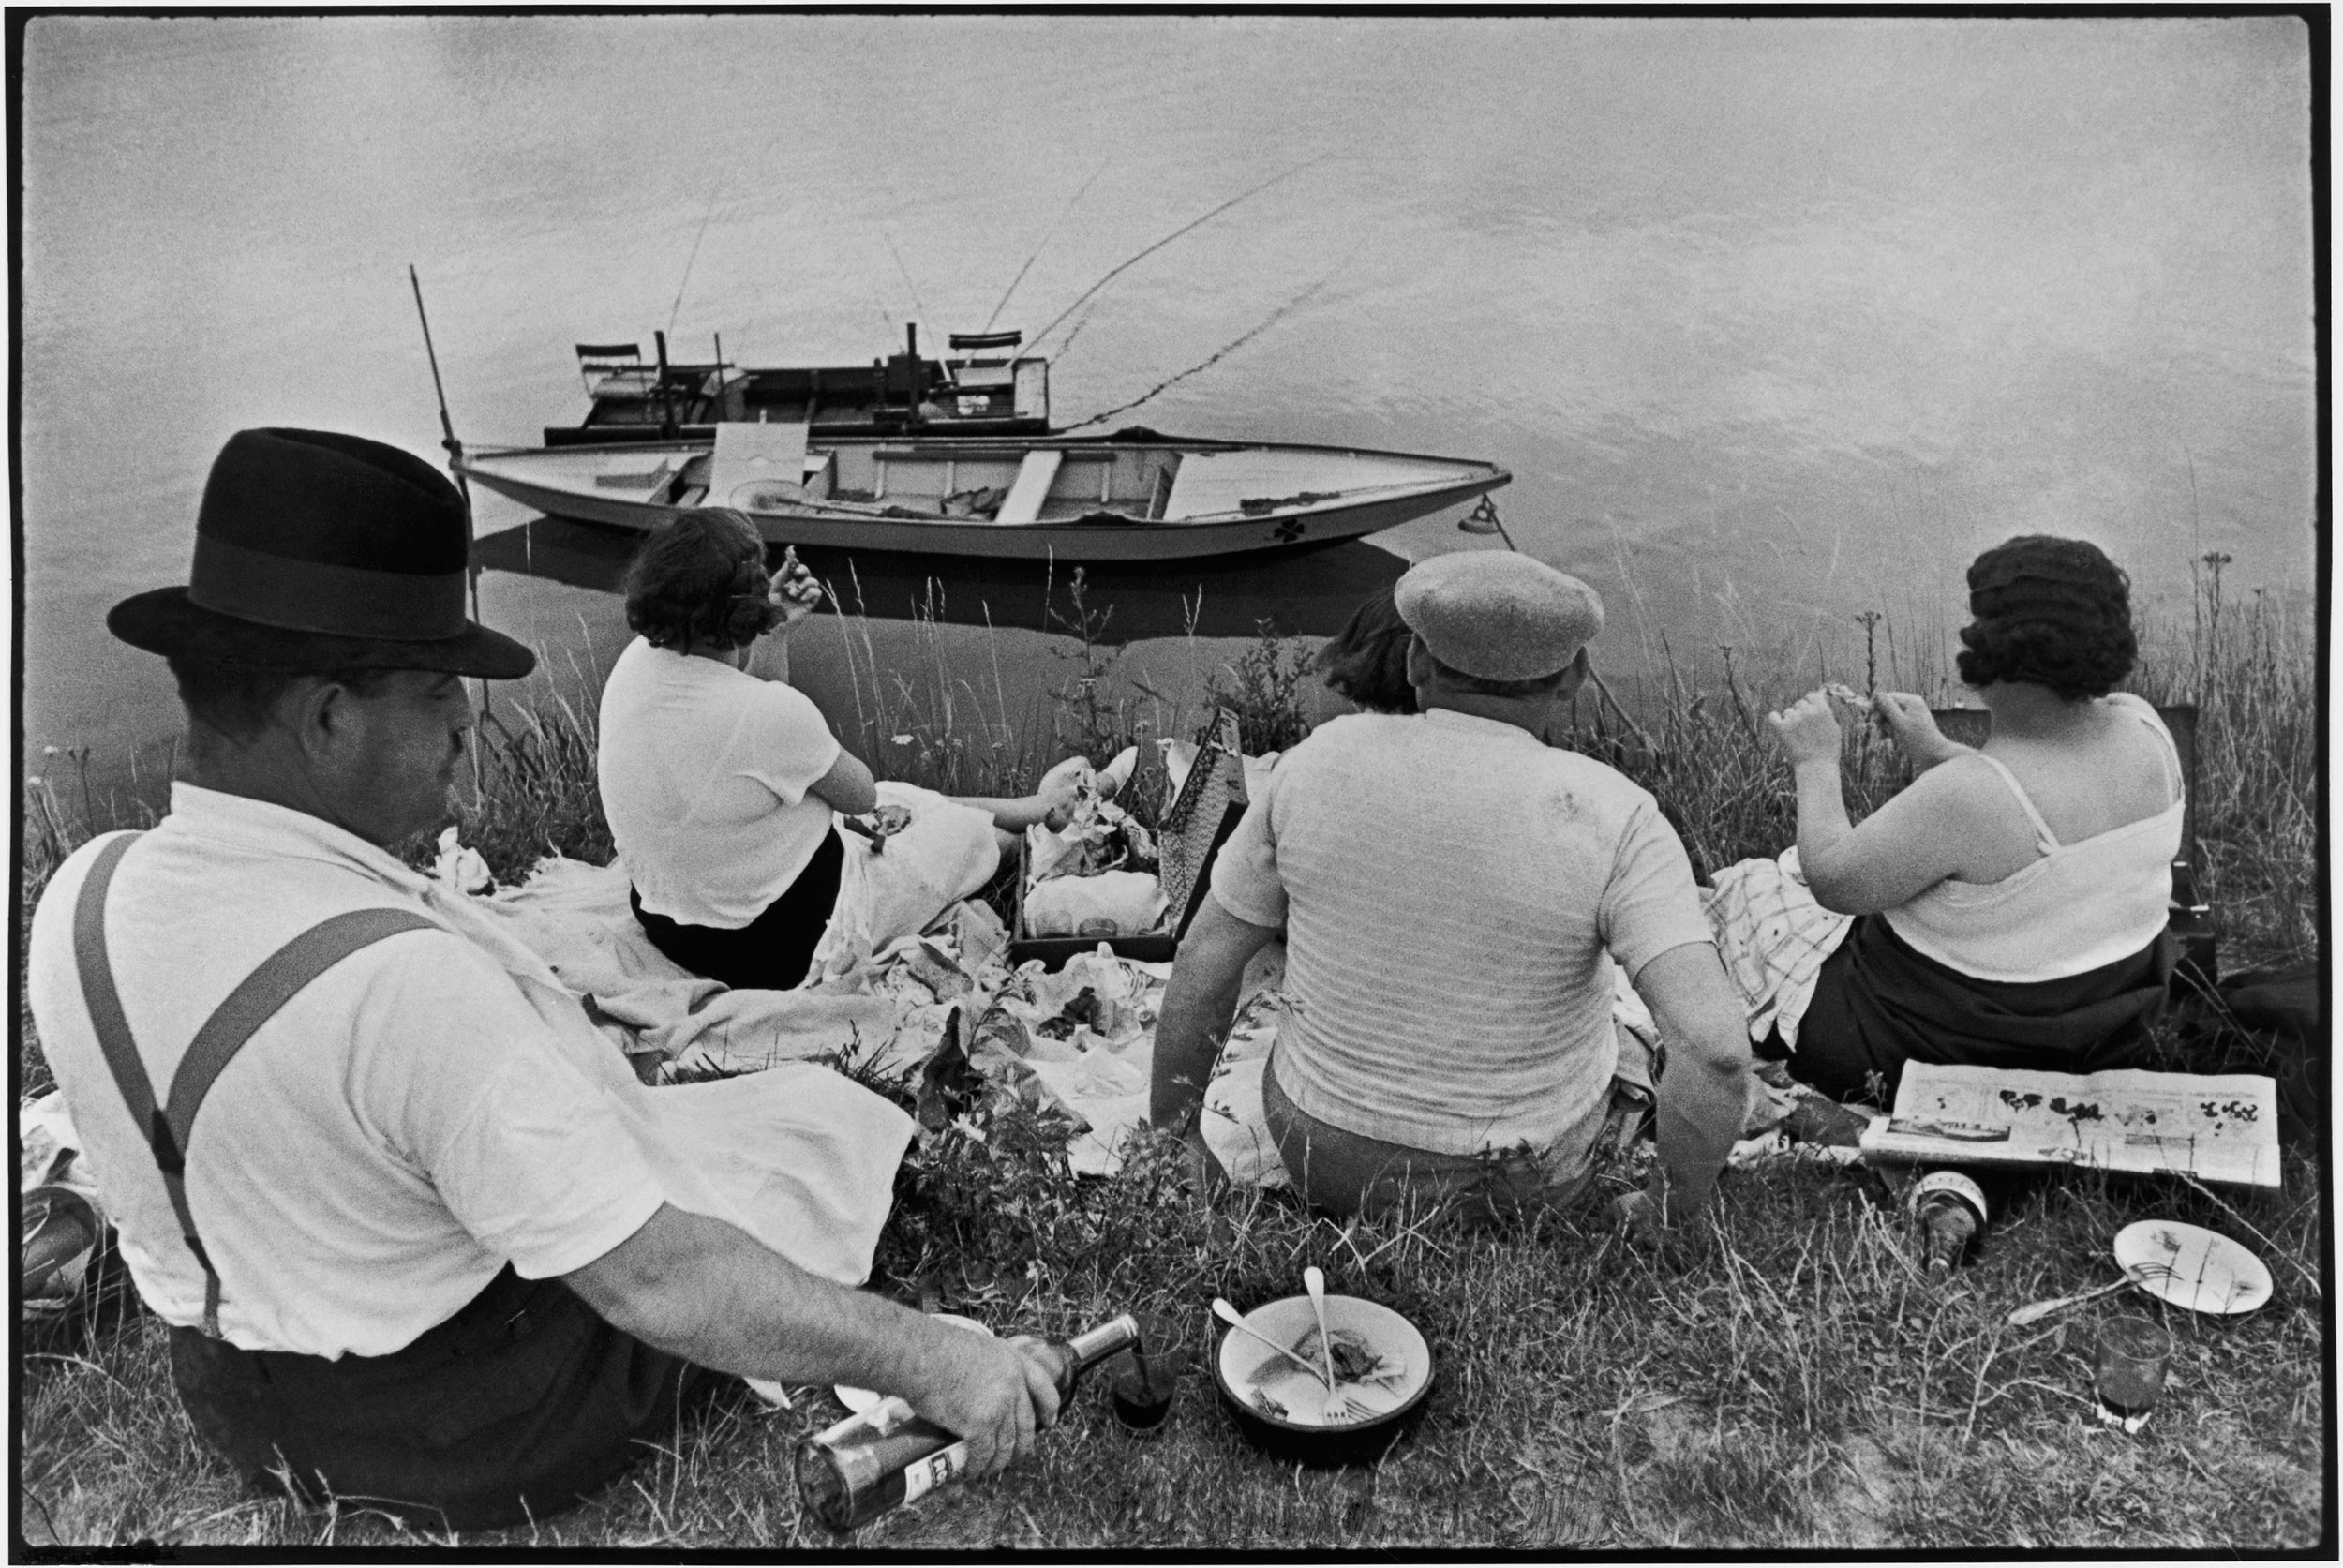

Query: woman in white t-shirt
[597,510,1076,991]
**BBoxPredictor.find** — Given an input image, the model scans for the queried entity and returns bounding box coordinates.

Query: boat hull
[457,439,1509,563]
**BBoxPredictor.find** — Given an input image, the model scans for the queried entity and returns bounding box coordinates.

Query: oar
[1211,1298,1333,1388]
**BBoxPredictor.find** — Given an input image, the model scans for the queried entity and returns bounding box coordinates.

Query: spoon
[1211,1297,1333,1388]
[1303,1265,1362,1422]
[1303,1267,1338,1391]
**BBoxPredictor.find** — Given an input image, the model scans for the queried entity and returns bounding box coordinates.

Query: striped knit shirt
[1210,709,1714,1161]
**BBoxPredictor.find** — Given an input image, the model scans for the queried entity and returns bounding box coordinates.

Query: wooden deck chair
[575,342,651,400]
[1929,703,2211,988]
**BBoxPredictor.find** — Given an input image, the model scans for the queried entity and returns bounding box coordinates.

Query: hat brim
[108,587,536,679]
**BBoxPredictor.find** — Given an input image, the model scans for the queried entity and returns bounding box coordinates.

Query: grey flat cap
[1394,550,1604,681]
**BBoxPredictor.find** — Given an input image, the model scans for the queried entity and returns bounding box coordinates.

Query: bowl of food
[1211,1293,1435,1465]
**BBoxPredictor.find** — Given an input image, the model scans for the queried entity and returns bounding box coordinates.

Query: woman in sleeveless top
[1759,535,2183,1102]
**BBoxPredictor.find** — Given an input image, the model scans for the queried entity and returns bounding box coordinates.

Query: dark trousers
[169,1267,700,1531]
[1779,914,2172,1105]
[631,829,845,993]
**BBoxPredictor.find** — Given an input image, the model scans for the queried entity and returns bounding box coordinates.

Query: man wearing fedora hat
[26,429,1063,1528]
[1150,550,1753,1230]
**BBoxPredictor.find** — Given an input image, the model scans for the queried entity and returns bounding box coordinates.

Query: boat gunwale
[459,447,1509,531]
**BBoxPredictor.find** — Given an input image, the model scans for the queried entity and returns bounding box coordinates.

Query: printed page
[1858,1064,2280,1188]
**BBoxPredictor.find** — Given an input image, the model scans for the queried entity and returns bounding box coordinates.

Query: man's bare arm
[565,1203,1059,1476]
[1148,894,1278,1132]
[1628,941,1754,1221]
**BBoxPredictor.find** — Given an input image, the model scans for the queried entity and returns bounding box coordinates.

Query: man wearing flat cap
[26,429,1063,1528]
[1151,550,1752,1228]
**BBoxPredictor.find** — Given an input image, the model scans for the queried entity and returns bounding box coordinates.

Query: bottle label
[1912,1169,1987,1223]
[898,1440,971,1506]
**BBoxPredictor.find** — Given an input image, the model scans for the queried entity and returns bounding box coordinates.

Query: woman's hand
[767,546,824,634]
[1766,689,1843,768]
[1035,755,1093,832]
[1870,691,1969,771]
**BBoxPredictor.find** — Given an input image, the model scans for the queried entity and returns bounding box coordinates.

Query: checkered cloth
[1702,848,1854,1053]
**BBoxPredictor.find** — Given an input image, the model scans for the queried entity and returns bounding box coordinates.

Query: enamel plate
[2112,1219,2274,1316]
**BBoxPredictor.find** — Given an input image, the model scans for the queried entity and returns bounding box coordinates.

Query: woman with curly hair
[596,510,1080,992]
[1314,587,1419,715]
[1755,535,2184,1101]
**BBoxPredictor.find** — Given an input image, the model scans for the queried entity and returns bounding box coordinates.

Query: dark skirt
[631,829,845,992]
[1780,913,2176,1104]
[169,1266,700,1531]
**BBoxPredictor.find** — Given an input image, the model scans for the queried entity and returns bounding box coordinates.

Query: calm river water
[20,15,2316,805]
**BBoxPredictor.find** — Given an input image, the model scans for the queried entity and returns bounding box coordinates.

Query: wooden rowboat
[456,426,1510,563]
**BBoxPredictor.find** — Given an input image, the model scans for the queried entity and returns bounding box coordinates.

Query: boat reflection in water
[471,515,1411,642]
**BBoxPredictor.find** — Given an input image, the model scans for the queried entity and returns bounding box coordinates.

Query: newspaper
[1858,1063,2280,1188]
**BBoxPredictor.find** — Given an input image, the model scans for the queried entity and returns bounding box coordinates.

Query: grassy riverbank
[16,583,2324,1550]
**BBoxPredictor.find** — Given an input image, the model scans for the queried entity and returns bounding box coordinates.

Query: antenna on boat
[408,262,491,784]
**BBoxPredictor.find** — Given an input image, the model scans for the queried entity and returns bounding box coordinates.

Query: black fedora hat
[108,427,535,679]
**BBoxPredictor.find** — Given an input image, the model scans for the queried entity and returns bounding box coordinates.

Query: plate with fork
[1212,1291,1434,1463]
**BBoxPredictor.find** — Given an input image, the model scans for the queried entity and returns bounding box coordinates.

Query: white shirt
[25,785,664,1359]
[597,637,843,928]
[1210,709,1715,1162]
[1885,694,2184,982]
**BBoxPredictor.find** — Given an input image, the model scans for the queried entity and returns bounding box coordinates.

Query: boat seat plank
[709,421,812,508]
[993,450,1065,525]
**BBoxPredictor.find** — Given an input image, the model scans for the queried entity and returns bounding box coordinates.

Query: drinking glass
[2094,1314,2172,1434]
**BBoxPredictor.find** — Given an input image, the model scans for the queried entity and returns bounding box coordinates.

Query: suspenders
[69,833,439,1338]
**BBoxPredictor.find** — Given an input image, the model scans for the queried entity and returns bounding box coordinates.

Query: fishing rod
[1024,154,1332,355]
[1062,270,1336,430]
[668,163,736,342]
[408,263,491,784]
[982,156,1112,336]
[879,230,943,387]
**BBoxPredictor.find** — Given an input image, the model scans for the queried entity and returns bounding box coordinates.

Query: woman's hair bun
[622,508,783,653]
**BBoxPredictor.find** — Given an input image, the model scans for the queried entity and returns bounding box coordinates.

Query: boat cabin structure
[547,325,1050,447]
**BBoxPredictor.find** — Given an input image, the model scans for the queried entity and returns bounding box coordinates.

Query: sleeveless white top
[1883,694,2183,984]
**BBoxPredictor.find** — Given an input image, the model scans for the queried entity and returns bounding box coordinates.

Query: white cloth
[597,636,842,928]
[1703,846,1854,1051]
[808,784,1003,982]
[1883,695,2184,983]
[1022,871,1167,939]
[1207,709,1716,1164]
[25,784,910,1360]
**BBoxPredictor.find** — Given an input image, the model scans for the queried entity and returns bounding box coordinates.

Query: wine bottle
[797,1312,1148,1532]
[1912,1170,1988,1278]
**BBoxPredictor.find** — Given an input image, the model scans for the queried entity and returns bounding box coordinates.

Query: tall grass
[12,560,2325,1552]
[2131,557,2320,968]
